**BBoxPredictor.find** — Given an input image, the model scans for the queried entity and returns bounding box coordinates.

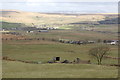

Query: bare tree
[89,45,110,65]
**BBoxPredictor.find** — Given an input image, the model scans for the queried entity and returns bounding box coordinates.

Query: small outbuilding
[53,57,60,61]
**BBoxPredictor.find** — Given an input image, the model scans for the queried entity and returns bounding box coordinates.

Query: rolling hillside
[0,10,111,27]
[2,10,119,78]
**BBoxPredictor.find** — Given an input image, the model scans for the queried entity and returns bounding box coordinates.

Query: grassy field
[1,22,26,28]
[1,10,119,78]
[2,41,118,64]
[2,23,118,78]
[2,61,118,78]
[18,28,117,41]
[2,24,118,78]
[2,39,118,78]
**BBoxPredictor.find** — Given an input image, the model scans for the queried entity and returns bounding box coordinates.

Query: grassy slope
[1,10,118,78]
[3,61,118,78]
[1,10,107,26]
[1,22,26,28]
[2,41,118,78]
[3,41,118,64]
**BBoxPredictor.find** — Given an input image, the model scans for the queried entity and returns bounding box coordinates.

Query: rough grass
[1,10,119,78]
[2,61,118,78]
[2,36,118,78]
[3,41,118,64]
[1,10,106,26]
[22,29,117,41]
[1,22,26,28]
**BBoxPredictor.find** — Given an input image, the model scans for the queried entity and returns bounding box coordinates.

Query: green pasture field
[2,23,118,78]
[9,24,116,42]
[3,61,118,78]
[21,29,117,41]
[1,11,119,78]
[2,40,118,78]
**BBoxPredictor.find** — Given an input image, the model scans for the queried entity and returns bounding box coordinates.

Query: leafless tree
[89,45,110,65]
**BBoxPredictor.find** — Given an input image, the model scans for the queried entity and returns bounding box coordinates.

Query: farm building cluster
[47,57,91,64]
[1,26,59,34]
[2,56,120,67]
[2,56,91,64]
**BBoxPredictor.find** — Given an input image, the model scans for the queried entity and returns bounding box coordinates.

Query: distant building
[26,31,34,33]
[88,41,95,43]
[0,29,10,33]
[38,30,48,32]
[107,40,118,45]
